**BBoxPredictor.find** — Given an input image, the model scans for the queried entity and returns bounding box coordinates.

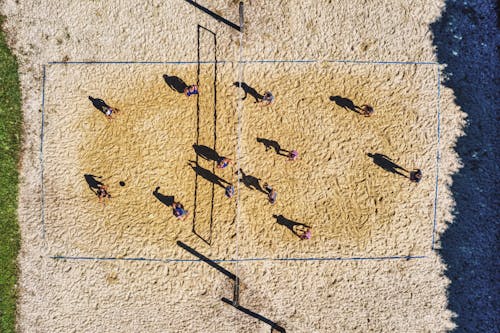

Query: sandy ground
[1,0,465,332]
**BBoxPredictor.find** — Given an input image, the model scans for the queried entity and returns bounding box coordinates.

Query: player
[264,183,277,205]
[217,157,232,169]
[102,105,120,120]
[260,91,274,106]
[410,169,423,183]
[184,85,199,97]
[96,184,111,205]
[360,104,374,117]
[288,150,299,161]
[172,202,189,220]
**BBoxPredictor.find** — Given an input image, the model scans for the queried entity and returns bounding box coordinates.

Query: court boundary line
[47,59,438,65]
[431,69,442,250]
[40,65,46,241]
[49,254,428,263]
[40,59,443,261]
[232,4,246,308]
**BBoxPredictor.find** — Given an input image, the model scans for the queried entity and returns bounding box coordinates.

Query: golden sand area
[2,0,465,331]
[43,60,440,261]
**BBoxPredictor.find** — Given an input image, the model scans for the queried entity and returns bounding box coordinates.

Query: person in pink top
[225,185,235,198]
[295,225,312,240]
[287,149,299,161]
[184,84,199,97]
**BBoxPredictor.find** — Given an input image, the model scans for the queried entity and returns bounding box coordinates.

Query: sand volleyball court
[43,59,440,261]
[3,0,464,331]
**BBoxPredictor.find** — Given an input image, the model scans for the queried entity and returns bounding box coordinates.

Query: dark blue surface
[431,1,499,332]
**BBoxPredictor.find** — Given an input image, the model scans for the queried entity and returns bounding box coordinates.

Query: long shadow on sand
[367,153,408,178]
[233,82,263,102]
[273,214,311,239]
[193,144,220,162]
[177,241,286,332]
[152,186,174,207]
[189,160,229,189]
[163,74,188,93]
[88,96,110,115]
[329,95,361,114]
[256,138,289,156]
[237,169,266,194]
[84,174,104,194]
[183,0,241,31]
[431,1,499,332]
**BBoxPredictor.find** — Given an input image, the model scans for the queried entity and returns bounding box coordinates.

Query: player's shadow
[193,144,220,162]
[163,74,188,93]
[273,214,311,238]
[152,186,174,207]
[233,82,263,102]
[367,153,408,178]
[256,138,289,156]
[84,174,103,194]
[88,96,110,115]
[189,160,230,188]
[329,95,361,114]
[237,169,266,193]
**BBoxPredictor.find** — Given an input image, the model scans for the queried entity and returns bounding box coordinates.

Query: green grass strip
[0,15,22,333]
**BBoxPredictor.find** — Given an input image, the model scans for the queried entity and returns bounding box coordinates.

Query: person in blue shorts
[184,85,199,97]
[217,157,232,169]
[172,201,188,220]
[225,185,235,198]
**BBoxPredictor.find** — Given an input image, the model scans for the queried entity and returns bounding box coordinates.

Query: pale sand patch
[1,0,464,332]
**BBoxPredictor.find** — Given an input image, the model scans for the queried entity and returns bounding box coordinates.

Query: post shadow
[88,96,110,115]
[222,298,286,333]
[329,95,361,114]
[256,138,289,156]
[273,214,311,238]
[189,160,229,188]
[152,187,174,207]
[84,174,104,194]
[233,82,263,102]
[177,241,236,280]
[237,169,266,193]
[177,241,286,332]
[193,144,220,162]
[163,74,188,93]
[367,153,408,178]
[183,0,241,31]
